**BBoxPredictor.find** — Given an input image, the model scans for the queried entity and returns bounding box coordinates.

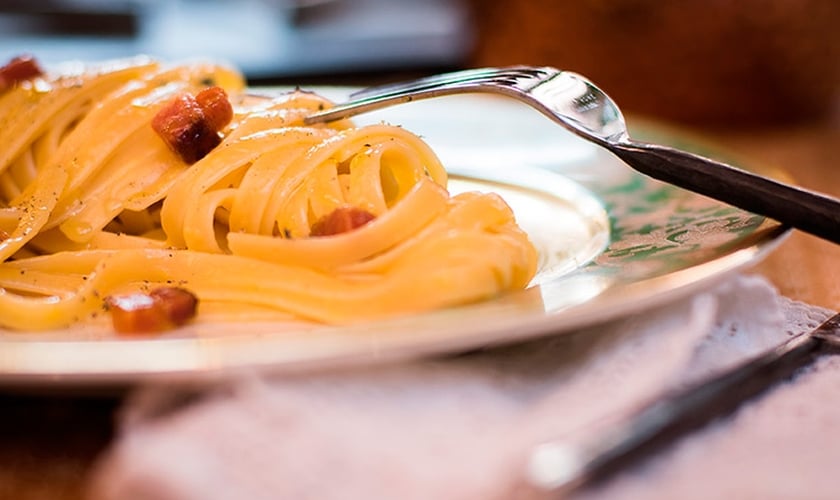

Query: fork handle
[608,140,840,244]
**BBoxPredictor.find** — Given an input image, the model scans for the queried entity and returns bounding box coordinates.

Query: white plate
[0,92,787,388]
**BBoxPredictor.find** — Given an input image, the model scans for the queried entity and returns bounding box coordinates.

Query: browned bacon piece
[149,287,199,326]
[195,86,234,131]
[106,286,198,335]
[310,207,376,237]
[0,55,43,92]
[151,86,233,164]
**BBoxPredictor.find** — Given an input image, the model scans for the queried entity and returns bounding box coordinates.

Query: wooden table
[0,113,838,500]
[726,122,840,309]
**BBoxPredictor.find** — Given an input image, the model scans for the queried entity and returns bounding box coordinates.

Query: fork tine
[303,66,551,125]
[349,66,547,100]
[349,67,505,99]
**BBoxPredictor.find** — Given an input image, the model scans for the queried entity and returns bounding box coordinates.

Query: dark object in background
[468,0,840,125]
[0,0,474,81]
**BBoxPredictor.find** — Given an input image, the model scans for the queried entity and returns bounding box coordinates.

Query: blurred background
[0,0,838,126]
[0,0,474,79]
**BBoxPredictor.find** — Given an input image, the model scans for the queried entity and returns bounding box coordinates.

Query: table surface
[728,121,840,309]
[1,110,838,500]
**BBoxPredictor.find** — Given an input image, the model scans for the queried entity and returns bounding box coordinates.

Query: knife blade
[527,311,840,495]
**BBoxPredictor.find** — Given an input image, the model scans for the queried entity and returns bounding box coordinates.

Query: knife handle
[527,329,829,494]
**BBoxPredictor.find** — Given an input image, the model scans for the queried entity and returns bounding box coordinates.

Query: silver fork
[305,66,840,244]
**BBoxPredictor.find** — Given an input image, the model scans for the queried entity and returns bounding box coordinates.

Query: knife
[526,311,840,495]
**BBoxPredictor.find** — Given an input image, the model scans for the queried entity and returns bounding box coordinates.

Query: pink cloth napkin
[88,274,835,500]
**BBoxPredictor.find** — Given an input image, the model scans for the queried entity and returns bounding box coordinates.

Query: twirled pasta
[0,57,537,333]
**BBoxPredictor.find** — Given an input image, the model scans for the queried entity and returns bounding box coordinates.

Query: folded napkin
[88,275,833,500]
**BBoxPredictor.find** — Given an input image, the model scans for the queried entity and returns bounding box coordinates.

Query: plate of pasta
[0,56,786,386]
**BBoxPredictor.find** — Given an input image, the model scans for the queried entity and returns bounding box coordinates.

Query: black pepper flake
[271,222,293,239]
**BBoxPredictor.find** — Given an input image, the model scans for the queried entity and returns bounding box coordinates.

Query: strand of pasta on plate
[0,55,537,335]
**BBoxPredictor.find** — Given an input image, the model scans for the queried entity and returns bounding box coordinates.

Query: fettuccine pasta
[0,56,537,333]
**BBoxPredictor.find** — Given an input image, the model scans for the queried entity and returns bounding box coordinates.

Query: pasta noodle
[0,56,537,333]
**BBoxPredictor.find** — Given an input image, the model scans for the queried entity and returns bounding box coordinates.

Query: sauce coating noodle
[0,57,537,332]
